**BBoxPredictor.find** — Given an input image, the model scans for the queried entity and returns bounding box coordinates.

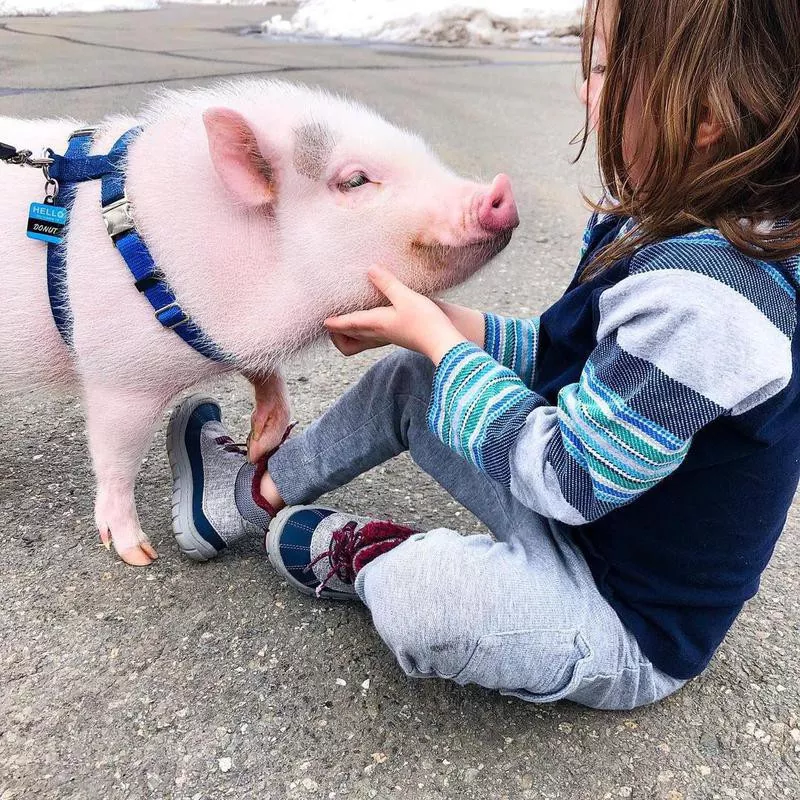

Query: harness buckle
[154,302,190,330]
[69,127,97,140]
[102,196,135,242]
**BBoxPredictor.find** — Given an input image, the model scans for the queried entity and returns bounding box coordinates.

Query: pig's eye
[339,172,370,191]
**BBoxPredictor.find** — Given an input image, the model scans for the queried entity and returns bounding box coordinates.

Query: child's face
[579,7,607,132]
[579,0,649,188]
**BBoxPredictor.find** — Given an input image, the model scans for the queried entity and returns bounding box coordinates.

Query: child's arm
[435,301,540,387]
[331,293,541,388]
[330,258,793,525]
[427,264,794,524]
[481,311,539,388]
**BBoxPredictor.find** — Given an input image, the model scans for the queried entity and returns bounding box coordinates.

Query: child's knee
[372,595,482,680]
[358,531,578,689]
[358,532,610,699]
[359,530,485,678]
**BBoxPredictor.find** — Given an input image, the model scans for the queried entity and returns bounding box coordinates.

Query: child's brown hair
[578,0,800,275]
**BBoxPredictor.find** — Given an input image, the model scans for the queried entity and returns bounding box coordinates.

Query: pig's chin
[410,229,513,291]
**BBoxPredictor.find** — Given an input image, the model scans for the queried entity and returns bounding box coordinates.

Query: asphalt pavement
[1,5,798,800]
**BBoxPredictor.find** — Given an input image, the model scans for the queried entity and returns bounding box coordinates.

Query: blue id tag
[27,202,67,244]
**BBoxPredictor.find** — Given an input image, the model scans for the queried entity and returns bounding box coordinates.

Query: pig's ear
[203,107,277,207]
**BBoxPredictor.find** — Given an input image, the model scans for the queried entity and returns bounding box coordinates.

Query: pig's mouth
[410,228,514,286]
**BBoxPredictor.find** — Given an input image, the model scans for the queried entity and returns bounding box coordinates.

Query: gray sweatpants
[269,350,686,709]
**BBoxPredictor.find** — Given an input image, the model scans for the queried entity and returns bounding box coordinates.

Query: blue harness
[46,127,227,362]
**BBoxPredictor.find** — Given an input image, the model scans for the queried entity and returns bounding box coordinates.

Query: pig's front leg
[83,385,168,566]
[247,369,292,464]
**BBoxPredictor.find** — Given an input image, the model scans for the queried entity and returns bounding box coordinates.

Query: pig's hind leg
[83,385,169,566]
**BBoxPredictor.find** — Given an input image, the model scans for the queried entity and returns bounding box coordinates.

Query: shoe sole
[267,505,354,599]
[166,394,223,563]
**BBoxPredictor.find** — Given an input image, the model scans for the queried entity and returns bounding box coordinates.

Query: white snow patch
[167,0,279,5]
[0,0,275,15]
[0,0,155,12]
[262,0,583,47]
[0,0,582,46]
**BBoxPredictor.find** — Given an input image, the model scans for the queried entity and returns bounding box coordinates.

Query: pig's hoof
[98,526,158,566]
[117,545,157,567]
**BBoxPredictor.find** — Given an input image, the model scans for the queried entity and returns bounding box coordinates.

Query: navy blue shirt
[429,213,800,679]
[541,217,800,678]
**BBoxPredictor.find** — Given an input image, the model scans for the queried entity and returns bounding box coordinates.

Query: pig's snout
[478,174,519,234]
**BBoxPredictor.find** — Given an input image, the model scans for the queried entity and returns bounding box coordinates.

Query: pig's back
[0,118,82,394]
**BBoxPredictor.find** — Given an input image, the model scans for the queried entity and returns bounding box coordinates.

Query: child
[166,0,800,709]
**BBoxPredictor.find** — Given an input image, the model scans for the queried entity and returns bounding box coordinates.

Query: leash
[1,129,228,363]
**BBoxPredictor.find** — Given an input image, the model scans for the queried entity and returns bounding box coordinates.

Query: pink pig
[0,79,519,566]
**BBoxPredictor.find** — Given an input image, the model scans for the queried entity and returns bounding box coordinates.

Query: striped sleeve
[427,235,796,525]
[483,312,539,387]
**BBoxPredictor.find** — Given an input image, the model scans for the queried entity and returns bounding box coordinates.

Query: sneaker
[167,394,275,561]
[267,505,419,599]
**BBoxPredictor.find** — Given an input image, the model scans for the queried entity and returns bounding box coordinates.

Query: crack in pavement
[0,60,576,96]
[0,21,494,70]
[0,21,285,68]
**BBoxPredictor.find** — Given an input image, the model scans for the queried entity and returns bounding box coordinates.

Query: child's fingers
[325,308,390,334]
[329,332,378,356]
[367,265,411,304]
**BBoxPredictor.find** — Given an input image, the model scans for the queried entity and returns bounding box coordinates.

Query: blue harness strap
[46,130,96,346]
[45,127,228,363]
[98,131,227,362]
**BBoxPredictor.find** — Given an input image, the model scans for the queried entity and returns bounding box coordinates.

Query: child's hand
[325,266,469,364]
[328,296,485,357]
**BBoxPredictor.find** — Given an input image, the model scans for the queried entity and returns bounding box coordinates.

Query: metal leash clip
[0,141,54,169]
[1,141,59,201]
